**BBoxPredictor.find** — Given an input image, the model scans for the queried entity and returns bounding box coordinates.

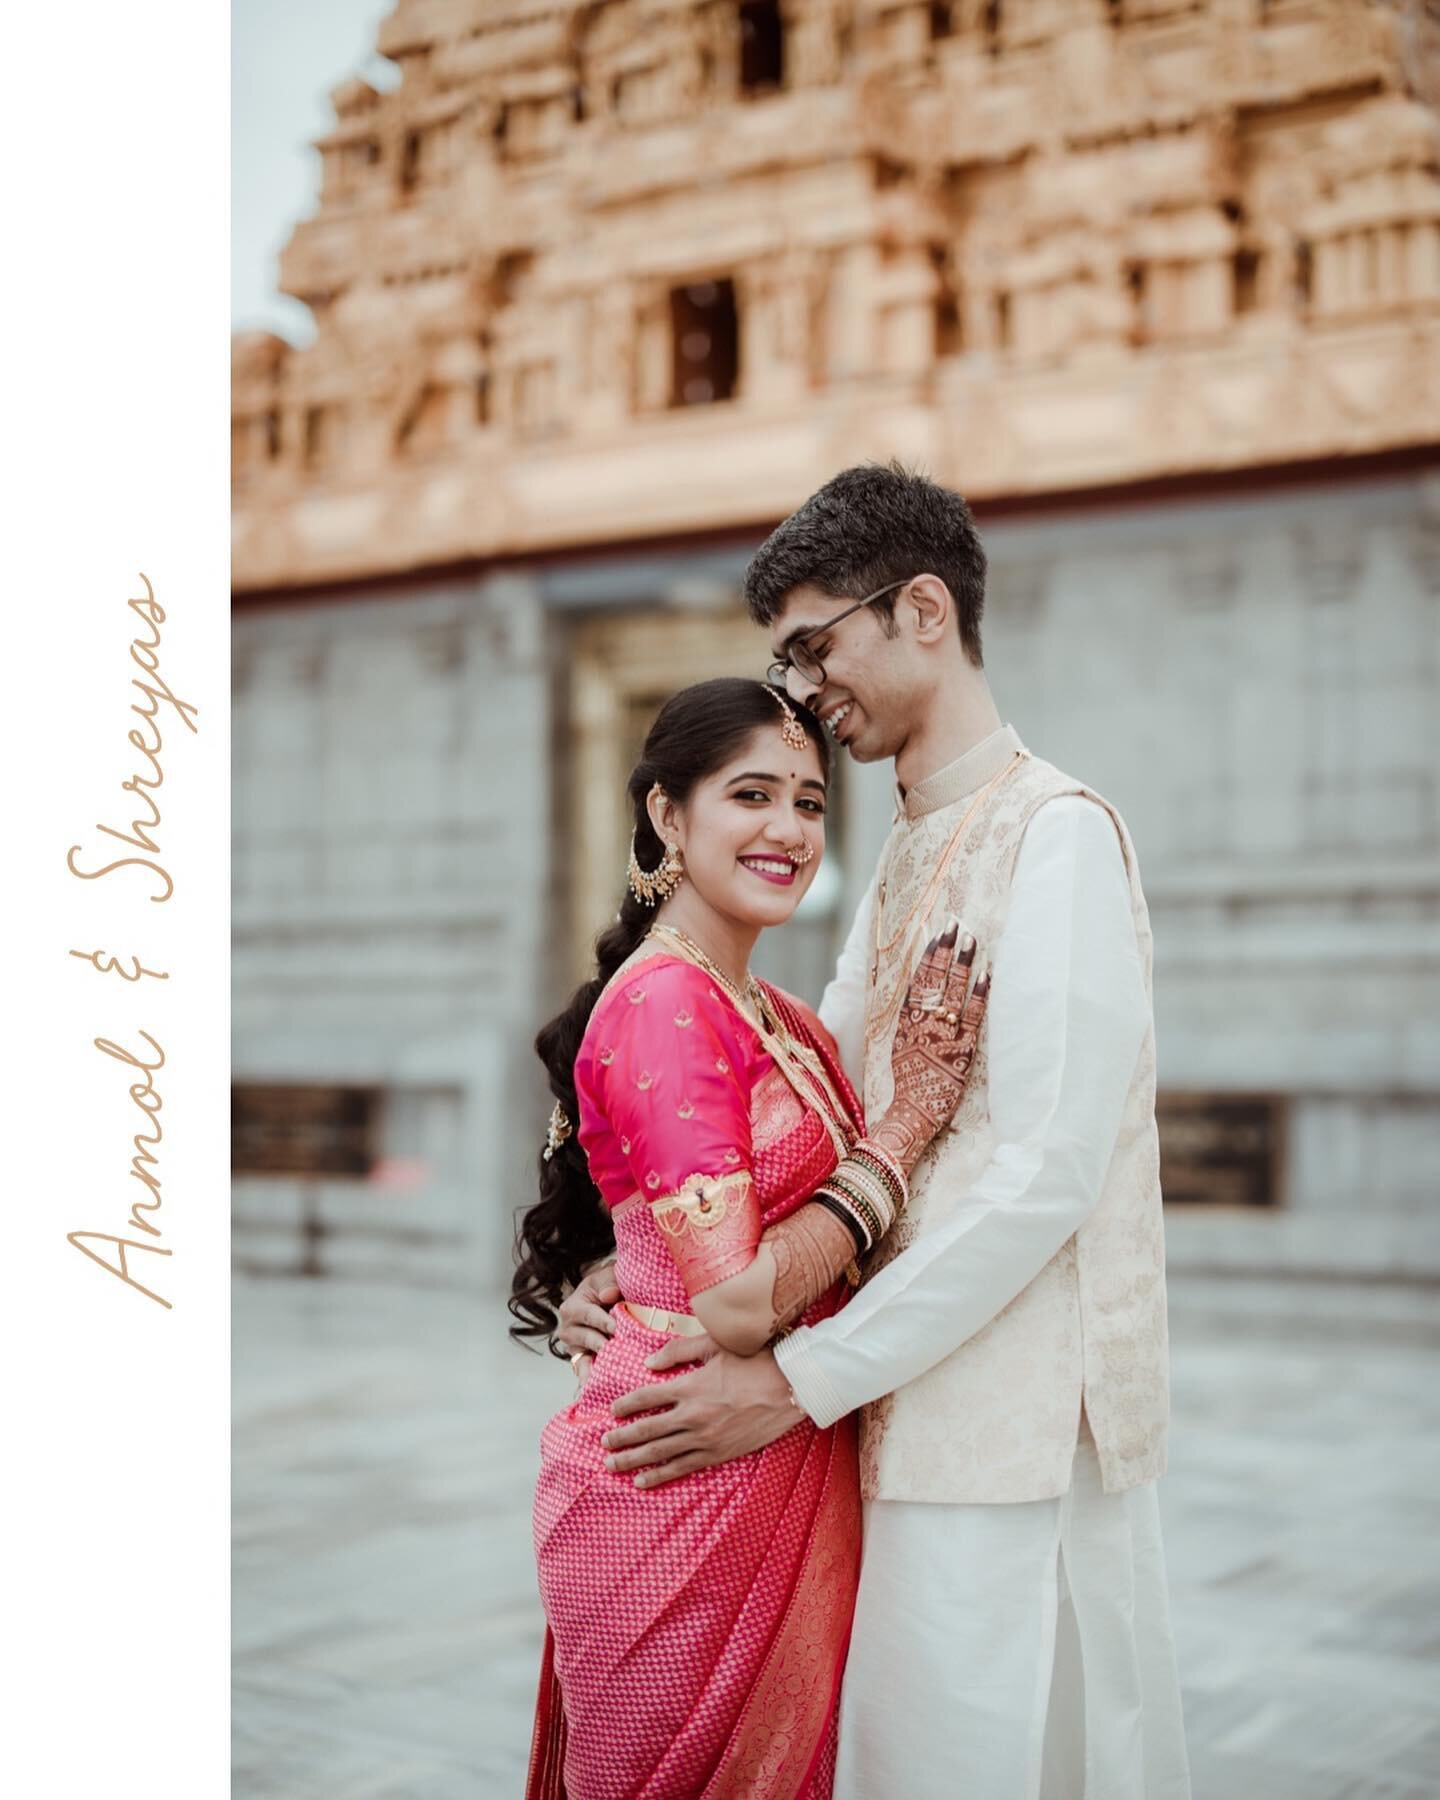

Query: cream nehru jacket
[780,726,1170,1504]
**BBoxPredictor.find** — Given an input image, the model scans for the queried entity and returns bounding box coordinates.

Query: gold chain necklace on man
[647,923,854,1159]
[865,751,1028,1057]
[873,752,1027,957]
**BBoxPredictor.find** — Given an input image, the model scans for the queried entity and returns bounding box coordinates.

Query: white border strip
[4,2,229,1791]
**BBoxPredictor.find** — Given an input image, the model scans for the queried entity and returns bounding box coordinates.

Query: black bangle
[812,1189,870,1256]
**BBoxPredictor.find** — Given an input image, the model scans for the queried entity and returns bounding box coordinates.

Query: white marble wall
[232,573,552,1282]
[958,471,1440,1273]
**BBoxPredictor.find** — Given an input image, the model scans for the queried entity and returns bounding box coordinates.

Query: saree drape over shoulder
[527,954,865,1800]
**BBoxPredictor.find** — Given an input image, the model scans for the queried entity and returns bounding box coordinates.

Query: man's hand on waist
[604,1346,801,1488]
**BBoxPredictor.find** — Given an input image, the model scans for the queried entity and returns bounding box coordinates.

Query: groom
[560,463,1190,1798]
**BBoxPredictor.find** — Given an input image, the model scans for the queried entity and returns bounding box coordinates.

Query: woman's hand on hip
[556,1258,620,1361]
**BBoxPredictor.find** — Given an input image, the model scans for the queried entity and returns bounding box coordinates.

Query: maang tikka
[628,787,685,906]
[763,684,809,752]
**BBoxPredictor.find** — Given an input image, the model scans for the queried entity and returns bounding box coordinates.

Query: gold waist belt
[616,1299,708,1337]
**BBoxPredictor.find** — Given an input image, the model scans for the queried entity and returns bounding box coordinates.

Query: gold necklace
[865,751,1027,1057]
[648,924,855,1160]
[648,923,763,1020]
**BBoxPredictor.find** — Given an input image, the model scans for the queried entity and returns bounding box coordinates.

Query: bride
[510,677,987,1800]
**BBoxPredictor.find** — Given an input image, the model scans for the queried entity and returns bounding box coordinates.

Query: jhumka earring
[763,684,809,752]
[628,837,684,906]
[543,1101,572,1162]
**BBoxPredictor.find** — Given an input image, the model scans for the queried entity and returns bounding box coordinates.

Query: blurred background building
[232,0,1440,1291]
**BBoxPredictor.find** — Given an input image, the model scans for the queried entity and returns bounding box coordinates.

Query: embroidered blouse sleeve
[593,959,762,1298]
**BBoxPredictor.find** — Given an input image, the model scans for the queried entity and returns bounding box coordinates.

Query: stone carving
[233,0,1440,591]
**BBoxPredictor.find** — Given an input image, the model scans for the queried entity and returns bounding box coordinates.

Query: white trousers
[835,1420,1191,1800]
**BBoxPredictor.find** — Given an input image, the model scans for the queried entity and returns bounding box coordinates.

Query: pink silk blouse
[574,953,845,1309]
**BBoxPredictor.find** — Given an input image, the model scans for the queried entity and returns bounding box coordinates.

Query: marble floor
[233,1272,1440,1799]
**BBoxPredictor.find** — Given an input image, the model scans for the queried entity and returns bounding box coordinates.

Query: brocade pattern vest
[858,747,1170,1503]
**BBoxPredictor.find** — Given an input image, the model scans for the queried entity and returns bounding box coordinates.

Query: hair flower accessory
[543,1101,573,1162]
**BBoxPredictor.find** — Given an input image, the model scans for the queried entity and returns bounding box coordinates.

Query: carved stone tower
[234,0,1440,590]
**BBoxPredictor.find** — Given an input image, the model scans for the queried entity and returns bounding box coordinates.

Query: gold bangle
[856,1138,908,1206]
[830,1163,894,1237]
[826,1173,887,1246]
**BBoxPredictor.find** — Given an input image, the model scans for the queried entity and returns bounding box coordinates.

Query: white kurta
[774,774,1191,1798]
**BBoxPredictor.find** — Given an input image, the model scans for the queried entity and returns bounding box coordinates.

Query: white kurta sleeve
[776,796,1149,1429]
[818,872,877,1095]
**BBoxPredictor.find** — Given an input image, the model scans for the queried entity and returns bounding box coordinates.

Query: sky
[232,0,398,344]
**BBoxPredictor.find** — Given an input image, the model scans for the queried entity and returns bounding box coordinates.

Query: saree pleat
[525,1627,569,1800]
[527,965,865,1800]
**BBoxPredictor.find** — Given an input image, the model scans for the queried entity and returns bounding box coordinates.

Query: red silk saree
[527,953,865,1800]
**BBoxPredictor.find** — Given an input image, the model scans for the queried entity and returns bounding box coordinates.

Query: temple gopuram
[233,0,1440,1286]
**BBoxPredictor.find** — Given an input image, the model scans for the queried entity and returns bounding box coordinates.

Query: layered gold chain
[873,753,1027,957]
[864,752,1026,1058]
[647,923,855,1161]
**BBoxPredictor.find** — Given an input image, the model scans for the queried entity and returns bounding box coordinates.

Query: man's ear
[906,574,953,645]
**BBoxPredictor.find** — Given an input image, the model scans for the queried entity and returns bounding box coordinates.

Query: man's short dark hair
[743,461,987,665]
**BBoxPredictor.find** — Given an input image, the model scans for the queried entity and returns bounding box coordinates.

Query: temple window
[400,129,422,193]
[669,280,739,406]
[1294,239,1313,311]
[303,405,345,469]
[935,264,962,356]
[1126,263,1148,343]
[1232,246,1260,314]
[739,1,784,94]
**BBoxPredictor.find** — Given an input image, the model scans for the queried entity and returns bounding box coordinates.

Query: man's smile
[822,698,854,741]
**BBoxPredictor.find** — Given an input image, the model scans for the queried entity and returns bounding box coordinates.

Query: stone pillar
[787,0,843,86]
[635,287,670,412]
[583,283,636,426]
[1408,219,1440,300]
[880,245,940,376]
[826,243,877,379]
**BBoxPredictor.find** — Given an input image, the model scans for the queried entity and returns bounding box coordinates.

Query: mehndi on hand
[877,917,990,1172]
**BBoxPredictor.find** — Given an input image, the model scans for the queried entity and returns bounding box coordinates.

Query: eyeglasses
[766,580,910,690]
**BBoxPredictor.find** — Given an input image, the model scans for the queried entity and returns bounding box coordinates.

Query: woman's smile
[737,854,799,887]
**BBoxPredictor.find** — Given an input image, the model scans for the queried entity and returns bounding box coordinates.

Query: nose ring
[788,842,816,866]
